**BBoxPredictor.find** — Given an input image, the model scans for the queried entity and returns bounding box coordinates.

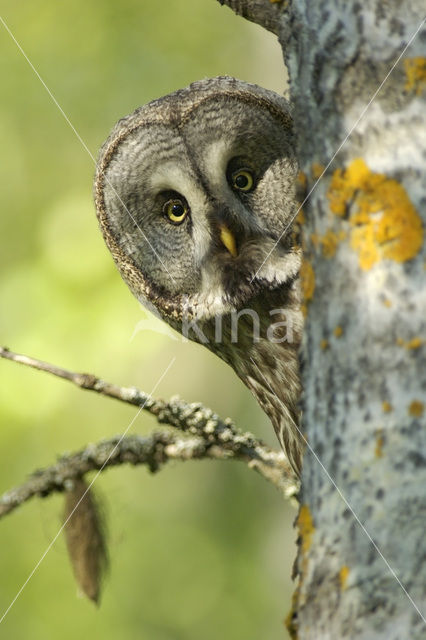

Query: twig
[0,347,299,516]
[218,0,283,35]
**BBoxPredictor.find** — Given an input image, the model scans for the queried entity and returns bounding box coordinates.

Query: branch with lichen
[0,346,298,521]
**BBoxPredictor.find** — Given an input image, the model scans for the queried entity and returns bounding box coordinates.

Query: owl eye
[163,198,189,225]
[231,169,255,192]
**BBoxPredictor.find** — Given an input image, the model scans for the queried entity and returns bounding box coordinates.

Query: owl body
[95,77,303,474]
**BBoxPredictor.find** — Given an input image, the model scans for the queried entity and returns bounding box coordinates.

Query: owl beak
[219,223,238,258]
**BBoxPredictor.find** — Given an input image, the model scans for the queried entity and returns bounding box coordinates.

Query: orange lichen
[297,505,315,555]
[327,158,369,216]
[375,430,385,458]
[404,57,426,95]
[406,337,423,349]
[296,209,305,225]
[309,229,346,256]
[339,566,350,590]
[327,159,423,270]
[310,233,320,248]
[320,229,347,258]
[300,259,315,316]
[320,339,329,350]
[297,170,307,190]
[285,588,299,640]
[312,162,325,180]
[397,337,423,349]
[382,401,392,413]
[333,326,343,338]
[382,298,392,308]
[409,400,424,417]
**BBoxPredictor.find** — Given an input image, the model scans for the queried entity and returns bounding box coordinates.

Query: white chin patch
[188,288,235,320]
[253,250,301,285]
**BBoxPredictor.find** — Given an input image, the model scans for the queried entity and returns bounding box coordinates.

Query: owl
[94,76,303,475]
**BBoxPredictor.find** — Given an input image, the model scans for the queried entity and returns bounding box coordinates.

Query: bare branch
[217,0,284,35]
[0,345,157,409]
[0,346,299,518]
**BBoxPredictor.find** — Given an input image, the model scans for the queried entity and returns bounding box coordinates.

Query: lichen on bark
[220,1,426,638]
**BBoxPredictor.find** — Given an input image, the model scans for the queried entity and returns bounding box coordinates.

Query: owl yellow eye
[163,198,188,224]
[231,169,254,192]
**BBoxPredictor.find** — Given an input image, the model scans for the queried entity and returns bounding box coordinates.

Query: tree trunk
[219,1,426,637]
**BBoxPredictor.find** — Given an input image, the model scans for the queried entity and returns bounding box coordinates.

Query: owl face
[95,77,299,323]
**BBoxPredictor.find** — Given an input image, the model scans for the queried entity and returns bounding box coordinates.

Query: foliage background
[0,1,295,638]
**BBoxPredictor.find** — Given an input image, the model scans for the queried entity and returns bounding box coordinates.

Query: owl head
[94,76,299,331]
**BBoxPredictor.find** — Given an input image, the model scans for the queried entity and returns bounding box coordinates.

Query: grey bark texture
[221,1,425,638]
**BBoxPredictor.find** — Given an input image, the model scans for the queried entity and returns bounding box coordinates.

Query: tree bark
[221,1,425,637]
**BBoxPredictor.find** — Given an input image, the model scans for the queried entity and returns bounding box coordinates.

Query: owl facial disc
[95,76,299,322]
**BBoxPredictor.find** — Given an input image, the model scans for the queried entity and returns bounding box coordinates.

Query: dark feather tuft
[63,477,108,604]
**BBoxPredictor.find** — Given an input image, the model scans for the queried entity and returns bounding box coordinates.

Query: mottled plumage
[94,76,303,474]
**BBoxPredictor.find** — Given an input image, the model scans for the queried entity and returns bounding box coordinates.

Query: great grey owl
[94,76,303,475]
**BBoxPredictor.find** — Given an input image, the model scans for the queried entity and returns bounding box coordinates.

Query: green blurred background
[0,1,296,637]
